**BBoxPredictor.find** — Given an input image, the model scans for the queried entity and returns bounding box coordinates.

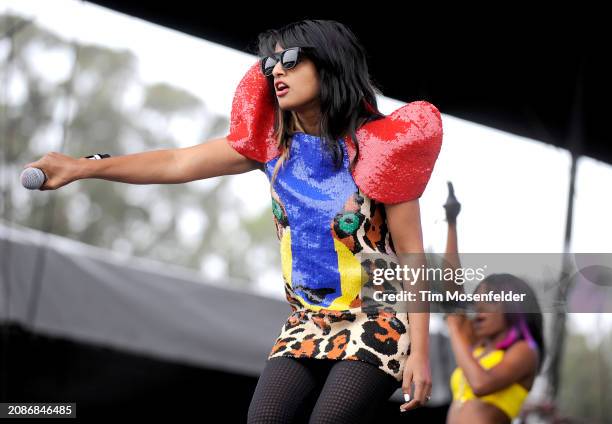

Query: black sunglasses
[260,47,309,77]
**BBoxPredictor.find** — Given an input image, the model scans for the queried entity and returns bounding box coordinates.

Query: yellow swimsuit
[450,345,529,420]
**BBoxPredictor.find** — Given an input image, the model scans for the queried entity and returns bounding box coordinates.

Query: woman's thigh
[247,356,326,424]
[308,359,400,424]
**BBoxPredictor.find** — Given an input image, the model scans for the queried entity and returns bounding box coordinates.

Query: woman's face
[271,43,320,112]
[472,287,507,338]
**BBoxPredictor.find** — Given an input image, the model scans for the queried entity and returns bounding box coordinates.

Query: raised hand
[443,181,461,224]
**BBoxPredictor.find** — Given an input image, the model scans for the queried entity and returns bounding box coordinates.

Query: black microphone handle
[84,153,111,160]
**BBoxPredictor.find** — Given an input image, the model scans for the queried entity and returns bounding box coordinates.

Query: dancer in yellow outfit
[441,183,545,424]
[449,345,529,420]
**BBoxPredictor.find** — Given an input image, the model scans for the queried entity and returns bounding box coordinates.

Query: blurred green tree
[0,13,279,289]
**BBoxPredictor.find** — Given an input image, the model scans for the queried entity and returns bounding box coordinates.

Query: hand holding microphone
[443,181,461,224]
[21,152,111,191]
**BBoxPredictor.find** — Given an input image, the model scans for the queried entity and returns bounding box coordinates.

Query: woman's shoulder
[505,339,540,364]
[225,61,280,164]
[389,101,442,138]
[345,100,444,204]
[355,100,442,132]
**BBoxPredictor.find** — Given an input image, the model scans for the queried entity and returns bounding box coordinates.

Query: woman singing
[24,19,443,423]
[441,184,546,424]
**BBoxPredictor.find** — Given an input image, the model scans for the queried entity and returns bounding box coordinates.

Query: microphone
[21,153,111,190]
[443,181,461,224]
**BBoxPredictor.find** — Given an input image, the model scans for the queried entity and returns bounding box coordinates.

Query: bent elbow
[472,381,495,397]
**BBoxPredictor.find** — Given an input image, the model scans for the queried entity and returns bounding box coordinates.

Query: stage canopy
[86,2,610,164]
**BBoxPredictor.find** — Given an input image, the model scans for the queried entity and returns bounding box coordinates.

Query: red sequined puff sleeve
[224,61,443,202]
[343,100,443,204]
[225,61,280,163]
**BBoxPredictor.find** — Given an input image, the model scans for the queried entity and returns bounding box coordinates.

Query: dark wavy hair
[475,273,546,372]
[252,20,386,187]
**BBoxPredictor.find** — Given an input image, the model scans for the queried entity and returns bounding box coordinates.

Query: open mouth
[275,81,290,97]
[276,87,289,97]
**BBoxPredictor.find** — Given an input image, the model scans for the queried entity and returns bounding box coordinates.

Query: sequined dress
[224,61,444,382]
[261,131,412,381]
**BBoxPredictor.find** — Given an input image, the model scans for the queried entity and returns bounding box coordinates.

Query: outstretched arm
[172,136,262,182]
[24,136,261,191]
[84,136,261,183]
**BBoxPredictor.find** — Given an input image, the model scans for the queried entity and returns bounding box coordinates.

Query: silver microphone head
[21,167,46,190]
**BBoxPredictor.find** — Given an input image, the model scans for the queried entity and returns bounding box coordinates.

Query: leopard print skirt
[267,278,411,382]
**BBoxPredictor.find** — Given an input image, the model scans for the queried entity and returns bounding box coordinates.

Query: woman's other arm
[386,199,433,411]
